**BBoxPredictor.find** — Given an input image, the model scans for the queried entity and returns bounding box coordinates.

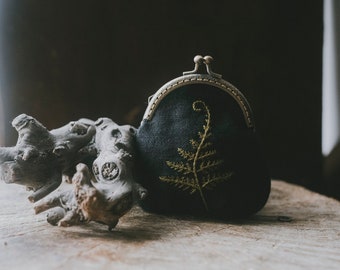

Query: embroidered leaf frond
[201,142,212,149]
[197,150,217,160]
[198,160,224,172]
[199,131,212,139]
[177,148,195,161]
[159,100,233,212]
[202,172,234,189]
[166,161,192,174]
[190,139,199,149]
[159,176,197,192]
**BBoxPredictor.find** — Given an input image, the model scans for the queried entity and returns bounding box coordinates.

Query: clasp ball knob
[203,55,213,64]
[194,55,204,65]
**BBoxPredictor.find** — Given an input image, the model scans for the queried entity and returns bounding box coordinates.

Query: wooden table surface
[0,180,339,270]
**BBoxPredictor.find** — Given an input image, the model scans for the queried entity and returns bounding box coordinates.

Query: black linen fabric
[136,84,270,219]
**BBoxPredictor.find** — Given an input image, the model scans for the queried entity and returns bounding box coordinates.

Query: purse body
[136,56,270,219]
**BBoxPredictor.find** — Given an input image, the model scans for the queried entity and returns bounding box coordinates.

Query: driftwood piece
[92,118,147,201]
[0,114,147,230]
[34,180,79,226]
[0,114,97,202]
[81,118,147,230]
[34,163,137,231]
[74,162,135,231]
[34,118,147,230]
[50,118,97,180]
[0,114,61,202]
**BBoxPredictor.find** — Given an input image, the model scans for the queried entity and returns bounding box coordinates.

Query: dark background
[0,1,325,194]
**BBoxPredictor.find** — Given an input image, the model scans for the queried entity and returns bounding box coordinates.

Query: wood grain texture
[0,180,339,270]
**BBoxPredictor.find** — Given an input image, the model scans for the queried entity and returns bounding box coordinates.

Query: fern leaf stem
[192,100,211,211]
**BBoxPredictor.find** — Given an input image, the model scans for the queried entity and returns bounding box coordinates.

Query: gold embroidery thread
[159,100,233,211]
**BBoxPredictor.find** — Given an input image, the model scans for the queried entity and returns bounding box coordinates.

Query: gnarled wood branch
[0,114,147,231]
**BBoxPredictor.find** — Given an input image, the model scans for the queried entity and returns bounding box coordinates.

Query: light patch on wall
[0,87,4,145]
[322,0,340,156]
[0,2,8,146]
[0,2,4,145]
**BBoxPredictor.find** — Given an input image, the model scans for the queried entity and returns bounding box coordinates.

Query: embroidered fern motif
[159,100,233,211]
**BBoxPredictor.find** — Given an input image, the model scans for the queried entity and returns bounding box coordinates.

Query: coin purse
[136,55,270,219]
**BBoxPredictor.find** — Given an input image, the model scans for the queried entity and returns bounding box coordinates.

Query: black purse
[136,55,270,219]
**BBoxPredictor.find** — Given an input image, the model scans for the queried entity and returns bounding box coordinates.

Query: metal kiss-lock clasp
[183,55,222,79]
